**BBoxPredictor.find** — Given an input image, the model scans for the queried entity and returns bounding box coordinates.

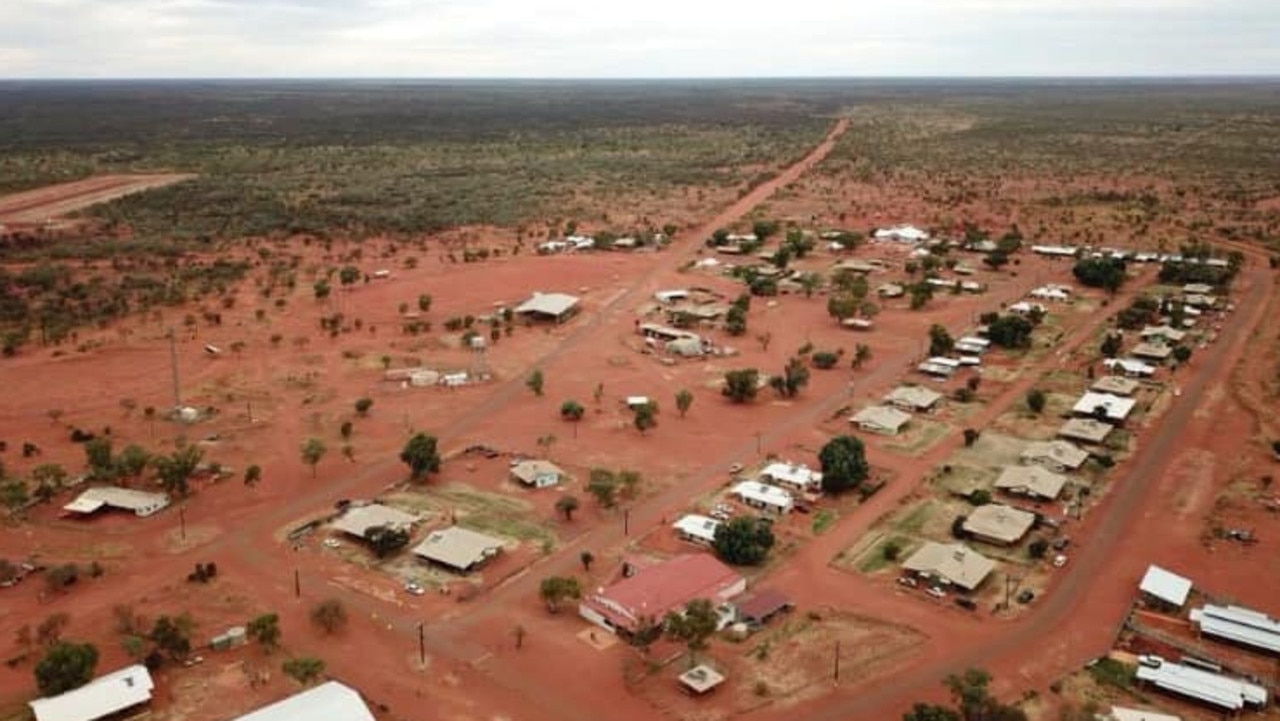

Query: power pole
[167,329,181,409]
[294,569,300,598]
[418,622,426,665]
[623,508,630,536]
[833,640,841,682]
[179,506,186,540]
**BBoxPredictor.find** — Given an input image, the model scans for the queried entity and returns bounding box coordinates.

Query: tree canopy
[400,433,441,481]
[712,516,776,566]
[722,369,760,403]
[34,641,99,696]
[819,435,870,495]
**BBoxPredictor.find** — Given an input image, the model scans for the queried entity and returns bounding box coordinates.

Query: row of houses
[331,503,505,574]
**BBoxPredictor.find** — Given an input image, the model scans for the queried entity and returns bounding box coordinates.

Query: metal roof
[515,292,580,317]
[332,504,418,538]
[1021,440,1089,470]
[678,664,726,694]
[233,681,375,721]
[1139,565,1192,607]
[29,665,153,721]
[1058,418,1114,444]
[411,526,505,571]
[963,504,1036,544]
[1109,706,1182,721]
[672,514,720,543]
[883,386,944,411]
[759,462,822,489]
[1073,392,1136,422]
[1135,655,1267,710]
[509,459,565,485]
[63,487,169,516]
[731,481,794,510]
[994,465,1068,500]
[1092,376,1141,396]
[901,542,995,591]
[851,405,912,432]
[1189,604,1280,653]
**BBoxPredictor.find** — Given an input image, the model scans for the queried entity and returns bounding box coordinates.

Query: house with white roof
[1189,603,1280,654]
[63,487,170,518]
[901,542,995,591]
[1139,565,1193,609]
[963,504,1037,545]
[883,385,944,413]
[758,462,823,493]
[1030,245,1079,257]
[515,292,580,323]
[1030,285,1072,302]
[874,225,930,243]
[1104,358,1156,378]
[231,680,375,721]
[994,466,1069,501]
[1072,392,1137,424]
[29,665,154,721]
[673,514,721,546]
[1107,707,1181,721]
[1021,440,1089,472]
[730,481,794,514]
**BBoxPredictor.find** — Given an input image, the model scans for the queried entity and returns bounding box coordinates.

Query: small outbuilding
[1141,325,1187,344]
[1139,564,1193,609]
[411,526,504,573]
[1107,707,1182,721]
[29,665,154,721]
[678,665,726,696]
[735,588,793,627]
[1189,603,1280,654]
[510,459,565,489]
[963,505,1037,546]
[758,462,823,493]
[515,292,580,323]
[1130,343,1174,362]
[1104,358,1157,378]
[1134,655,1266,711]
[851,405,911,435]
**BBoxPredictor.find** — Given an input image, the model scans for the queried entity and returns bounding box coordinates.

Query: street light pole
[418,622,426,665]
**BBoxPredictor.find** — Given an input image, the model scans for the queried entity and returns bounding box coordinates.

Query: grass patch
[857,536,912,574]
[811,509,838,535]
[894,500,937,535]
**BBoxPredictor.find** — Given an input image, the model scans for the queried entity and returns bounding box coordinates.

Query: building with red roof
[579,554,746,634]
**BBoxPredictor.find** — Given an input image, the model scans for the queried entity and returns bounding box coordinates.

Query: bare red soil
[0,174,195,226]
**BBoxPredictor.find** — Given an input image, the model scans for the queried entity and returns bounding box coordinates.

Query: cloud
[0,0,1276,77]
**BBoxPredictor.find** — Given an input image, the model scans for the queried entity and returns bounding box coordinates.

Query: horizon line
[2,74,1280,83]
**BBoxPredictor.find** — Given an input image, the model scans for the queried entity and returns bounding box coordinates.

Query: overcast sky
[2,0,1277,78]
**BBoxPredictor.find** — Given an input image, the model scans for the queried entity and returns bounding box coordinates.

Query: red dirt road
[0,174,195,224]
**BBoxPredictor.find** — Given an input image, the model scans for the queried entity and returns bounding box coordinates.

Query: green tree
[243,464,262,486]
[722,369,760,403]
[83,437,114,480]
[1,479,29,514]
[827,294,858,322]
[579,550,594,572]
[1172,345,1192,363]
[1028,538,1050,559]
[664,598,719,664]
[633,402,657,435]
[354,397,374,416]
[364,525,410,558]
[34,641,99,696]
[819,435,870,495]
[1073,258,1126,293]
[928,324,955,357]
[903,703,961,721]
[154,443,203,498]
[417,294,433,312]
[560,399,585,422]
[712,517,776,566]
[539,576,581,613]
[555,495,580,522]
[675,389,694,418]
[149,614,193,661]
[987,315,1034,349]
[310,599,347,634]
[725,305,748,336]
[115,444,150,478]
[30,463,68,501]
[313,280,331,300]
[527,369,545,397]
[338,266,360,286]
[1100,333,1123,358]
[246,613,281,650]
[852,343,872,370]
[400,433,441,481]
[909,282,934,310]
[1026,389,1047,414]
[282,656,326,685]
[768,357,810,398]
[586,468,619,508]
[300,438,327,478]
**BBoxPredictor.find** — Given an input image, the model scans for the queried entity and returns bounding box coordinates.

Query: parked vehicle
[896,576,918,588]
[926,586,947,599]
[404,581,426,596]
[1016,590,1035,604]
[955,597,977,611]
[1053,554,1068,568]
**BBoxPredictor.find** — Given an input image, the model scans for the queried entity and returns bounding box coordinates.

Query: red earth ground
[0,174,196,227]
[1,116,1277,721]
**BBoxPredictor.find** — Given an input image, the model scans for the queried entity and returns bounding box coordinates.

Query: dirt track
[0,174,195,224]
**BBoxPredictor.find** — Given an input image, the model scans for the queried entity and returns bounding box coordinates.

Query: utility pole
[623,508,630,536]
[418,622,426,665]
[294,569,301,598]
[167,328,181,409]
[833,640,841,682]
[179,506,186,540]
